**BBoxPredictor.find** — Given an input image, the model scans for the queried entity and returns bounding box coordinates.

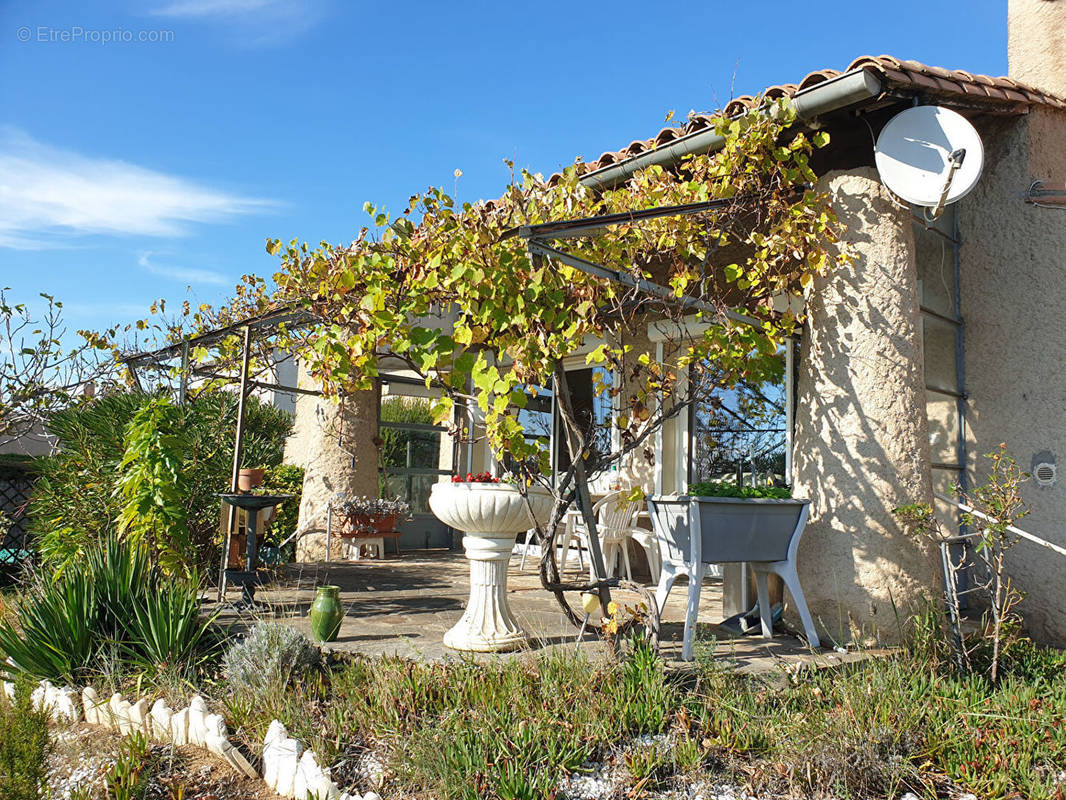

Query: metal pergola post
[216,324,252,602]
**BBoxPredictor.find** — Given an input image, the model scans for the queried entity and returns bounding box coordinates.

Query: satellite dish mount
[874,105,984,222]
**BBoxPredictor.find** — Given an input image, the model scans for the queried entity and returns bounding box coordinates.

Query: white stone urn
[429,481,553,652]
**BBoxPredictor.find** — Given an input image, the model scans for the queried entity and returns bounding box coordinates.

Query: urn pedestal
[428,482,553,652]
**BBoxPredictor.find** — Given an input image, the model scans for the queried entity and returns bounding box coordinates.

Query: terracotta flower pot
[237,468,266,493]
[344,513,399,535]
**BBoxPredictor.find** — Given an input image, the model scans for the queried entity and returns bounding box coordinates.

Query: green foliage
[222,622,319,699]
[217,632,1066,800]
[0,680,52,800]
[894,445,1030,683]
[117,397,192,574]
[0,567,97,681]
[31,389,292,574]
[210,98,845,488]
[103,732,156,800]
[0,536,219,684]
[688,480,792,499]
[261,464,304,546]
[233,647,675,800]
[122,575,220,676]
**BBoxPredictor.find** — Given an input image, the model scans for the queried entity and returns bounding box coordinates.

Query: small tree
[895,444,1028,682]
[0,289,117,442]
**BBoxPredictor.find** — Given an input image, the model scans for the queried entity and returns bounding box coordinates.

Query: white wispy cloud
[0,128,275,250]
[153,0,285,17]
[138,252,228,285]
[151,0,325,42]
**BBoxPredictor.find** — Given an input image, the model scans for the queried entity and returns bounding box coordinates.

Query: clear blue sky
[1,0,1007,342]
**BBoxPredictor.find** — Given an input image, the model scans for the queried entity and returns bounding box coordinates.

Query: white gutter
[579,68,884,191]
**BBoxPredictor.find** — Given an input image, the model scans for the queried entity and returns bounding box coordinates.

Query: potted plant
[339,496,410,535]
[685,481,806,562]
[429,472,553,651]
[237,466,267,493]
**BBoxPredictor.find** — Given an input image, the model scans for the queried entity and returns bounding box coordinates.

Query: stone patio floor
[215,549,879,677]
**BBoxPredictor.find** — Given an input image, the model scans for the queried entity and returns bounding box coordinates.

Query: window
[915,209,966,528]
[688,348,791,486]
[378,394,449,514]
[510,365,616,486]
[555,366,615,473]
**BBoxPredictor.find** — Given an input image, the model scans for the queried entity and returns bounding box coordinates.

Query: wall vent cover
[1034,462,1057,487]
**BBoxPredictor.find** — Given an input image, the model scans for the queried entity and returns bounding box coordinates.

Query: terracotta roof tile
[560,55,1066,183]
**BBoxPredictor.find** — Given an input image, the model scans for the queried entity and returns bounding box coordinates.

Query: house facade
[287,0,1066,646]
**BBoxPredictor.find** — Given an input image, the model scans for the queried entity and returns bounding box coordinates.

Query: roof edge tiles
[563,55,1066,188]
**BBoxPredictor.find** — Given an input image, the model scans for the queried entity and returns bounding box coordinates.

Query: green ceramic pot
[309,585,343,642]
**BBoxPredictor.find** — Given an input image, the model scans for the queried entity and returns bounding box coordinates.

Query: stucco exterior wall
[1009,0,1066,98]
[958,107,1066,645]
[792,168,939,645]
[283,362,380,562]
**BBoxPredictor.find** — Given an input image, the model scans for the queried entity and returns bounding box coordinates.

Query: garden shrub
[116,397,192,574]
[0,536,220,684]
[261,464,304,549]
[222,622,319,698]
[31,389,292,574]
[0,680,52,800]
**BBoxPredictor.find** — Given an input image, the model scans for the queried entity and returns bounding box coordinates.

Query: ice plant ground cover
[1,543,1064,799]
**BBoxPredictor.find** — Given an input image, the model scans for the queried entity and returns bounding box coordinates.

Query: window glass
[926,389,960,464]
[923,316,959,394]
[555,366,614,472]
[914,220,956,318]
[689,353,787,485]
[378,395,447,514]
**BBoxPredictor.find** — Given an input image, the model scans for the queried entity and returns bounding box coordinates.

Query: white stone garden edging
[3,676,381,800]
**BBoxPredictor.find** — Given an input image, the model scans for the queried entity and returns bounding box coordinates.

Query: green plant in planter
[688,480,792,499]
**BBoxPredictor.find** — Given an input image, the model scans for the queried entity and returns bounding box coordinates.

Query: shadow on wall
[792,170,939,647]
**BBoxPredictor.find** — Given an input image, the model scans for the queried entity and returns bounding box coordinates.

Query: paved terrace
[215,550,876,676]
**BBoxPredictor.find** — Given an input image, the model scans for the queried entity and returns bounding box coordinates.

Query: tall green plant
[116,397,191,574]
[31,390,292,574]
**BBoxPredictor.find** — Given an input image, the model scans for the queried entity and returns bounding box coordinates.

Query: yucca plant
[0,536,221,684]
[0,569,97,682]
[83,535,152,641]
[122,573,221,678]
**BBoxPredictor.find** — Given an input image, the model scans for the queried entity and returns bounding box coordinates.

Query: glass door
[379,394,452,550]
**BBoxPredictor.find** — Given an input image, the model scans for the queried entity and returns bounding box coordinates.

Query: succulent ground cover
[207,628,1065,800]
[4,608,1065,799]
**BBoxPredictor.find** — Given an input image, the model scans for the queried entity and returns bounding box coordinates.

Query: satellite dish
[874,105,984,214]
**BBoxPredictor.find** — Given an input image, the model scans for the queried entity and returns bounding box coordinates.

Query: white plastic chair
[563,492,660,582]
[647,496,820,660]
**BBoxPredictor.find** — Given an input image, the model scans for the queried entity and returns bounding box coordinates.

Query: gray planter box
[647,494,820,655]
[690,496,810,563]
[648,496,810,566]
